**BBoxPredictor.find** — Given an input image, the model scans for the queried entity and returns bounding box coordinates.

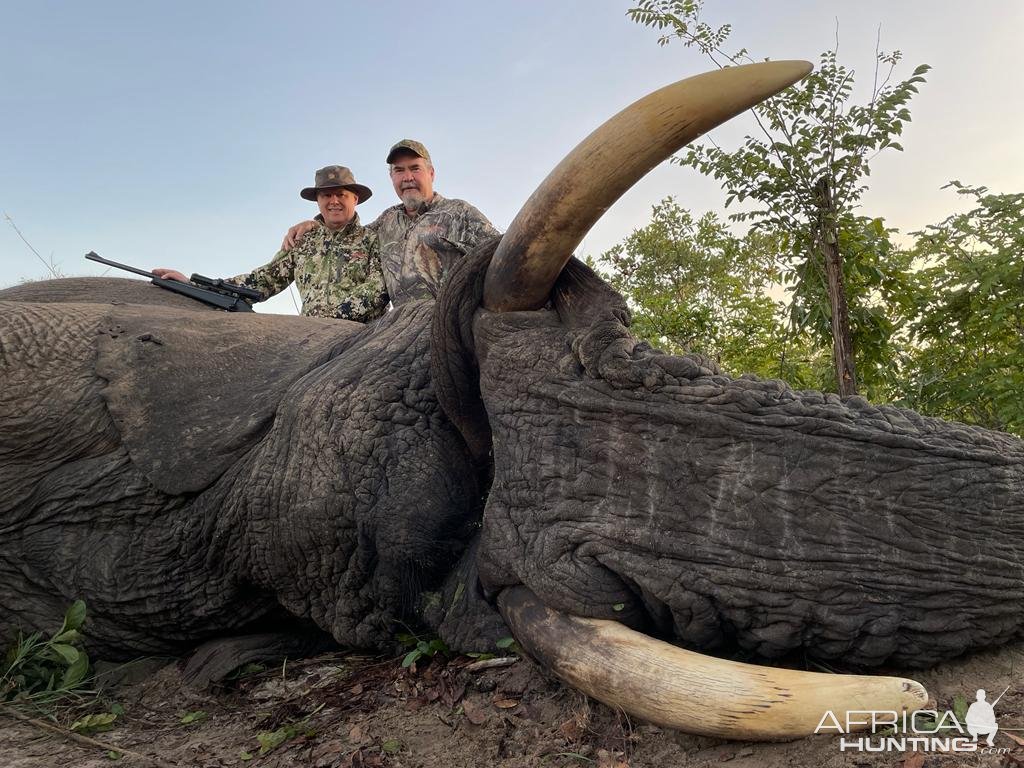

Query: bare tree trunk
[815,176,858,398]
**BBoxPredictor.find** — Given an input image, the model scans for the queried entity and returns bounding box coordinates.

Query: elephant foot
[182,631,336,689]
[420,537,510,653]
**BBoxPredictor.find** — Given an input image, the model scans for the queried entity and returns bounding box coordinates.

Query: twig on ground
[464,657,519,673]
[0,706,179,768]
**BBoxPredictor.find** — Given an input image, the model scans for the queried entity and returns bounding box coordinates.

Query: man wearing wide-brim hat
[153,166,389,322]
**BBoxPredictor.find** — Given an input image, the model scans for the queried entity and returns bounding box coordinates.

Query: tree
[588,198,831,387]
[894,184,1024,436]
[627,0,929,397]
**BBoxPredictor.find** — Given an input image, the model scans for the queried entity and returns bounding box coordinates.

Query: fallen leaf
[348,724,365,742]
[597,748,630,768]
[493,698,519,709]
[350,683,363,696]
[1005,731,1024,747]
[312,739,346,768]
[559,717,585,742]
[71,713,118,735]
[901,753,925,768]
[441,681,466,710]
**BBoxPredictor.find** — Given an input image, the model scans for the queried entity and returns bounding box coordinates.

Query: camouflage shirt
[368,193,499,306]
[230,214,389,322]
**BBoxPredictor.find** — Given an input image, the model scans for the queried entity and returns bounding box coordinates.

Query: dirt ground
[2,640,1023,768]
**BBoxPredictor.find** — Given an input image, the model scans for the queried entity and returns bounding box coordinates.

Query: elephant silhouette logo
[965,686,1007,746]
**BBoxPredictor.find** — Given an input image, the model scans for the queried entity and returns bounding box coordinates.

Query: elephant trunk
[498,586,928,741]
[481,60,812,313]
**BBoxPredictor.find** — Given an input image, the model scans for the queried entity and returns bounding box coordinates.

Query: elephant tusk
[483,60,813,313]
[497,586,928,741]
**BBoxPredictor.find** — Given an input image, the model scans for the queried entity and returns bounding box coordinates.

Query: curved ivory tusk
[483,60,813,313]
[498,586,928,741]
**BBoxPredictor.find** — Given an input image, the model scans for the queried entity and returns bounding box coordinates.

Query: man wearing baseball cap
[153,165,389,322]
[282,140,498,307]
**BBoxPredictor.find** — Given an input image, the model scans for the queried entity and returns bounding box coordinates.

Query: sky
[2,0,1021,314]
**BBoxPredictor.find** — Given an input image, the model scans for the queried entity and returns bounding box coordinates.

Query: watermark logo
[966,688,1000,746]
[814,685,1012,755]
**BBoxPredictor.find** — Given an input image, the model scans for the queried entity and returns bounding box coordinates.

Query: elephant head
[2,62,1022,741]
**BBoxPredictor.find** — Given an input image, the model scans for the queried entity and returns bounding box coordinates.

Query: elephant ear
[95,305,362,495]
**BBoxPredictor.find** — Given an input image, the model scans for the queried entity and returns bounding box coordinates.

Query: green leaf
[612,603,625,612]
[256,722,313,755]
[381,738,402,754]
[257,729,289,755]
[110,702,126,717]
[226,662,266,680]
[51,643,80,665]
[239,751,254,761]
[71,712,117,735]
[401,650,420,668]
[61,652,89,689]
[953,694,969,722]
[180,710,207,724]
[106,751,121,761]
[495,637,516,650]
[63,600,87,632]
[52,629,80,645]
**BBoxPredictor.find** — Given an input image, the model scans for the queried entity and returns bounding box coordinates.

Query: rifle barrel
[85,251,160,280]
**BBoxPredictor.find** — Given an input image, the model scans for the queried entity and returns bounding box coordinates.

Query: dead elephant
[2,62,1023,740]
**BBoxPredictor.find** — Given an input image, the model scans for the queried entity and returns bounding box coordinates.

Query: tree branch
[0,706,179,768]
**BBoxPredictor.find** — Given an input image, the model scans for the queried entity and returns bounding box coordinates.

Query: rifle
[85,252,260,312]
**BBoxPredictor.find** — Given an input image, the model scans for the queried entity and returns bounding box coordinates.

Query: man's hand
[282,220,318,250]
[152,268,189,283]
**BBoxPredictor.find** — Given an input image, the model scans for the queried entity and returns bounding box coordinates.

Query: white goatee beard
[400,189,427,209]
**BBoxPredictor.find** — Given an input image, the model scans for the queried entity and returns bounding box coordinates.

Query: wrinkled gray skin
[2,245,1023,671]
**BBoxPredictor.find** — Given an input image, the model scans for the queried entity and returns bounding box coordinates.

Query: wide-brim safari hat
[300,165,372,203]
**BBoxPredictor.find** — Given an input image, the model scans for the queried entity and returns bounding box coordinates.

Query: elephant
[2,62,1023,741]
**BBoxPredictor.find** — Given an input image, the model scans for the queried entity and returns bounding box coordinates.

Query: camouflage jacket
[230,214,389,322]
[368,193,499,306]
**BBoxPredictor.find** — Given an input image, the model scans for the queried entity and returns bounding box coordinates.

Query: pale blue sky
[2,1,1021,314]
